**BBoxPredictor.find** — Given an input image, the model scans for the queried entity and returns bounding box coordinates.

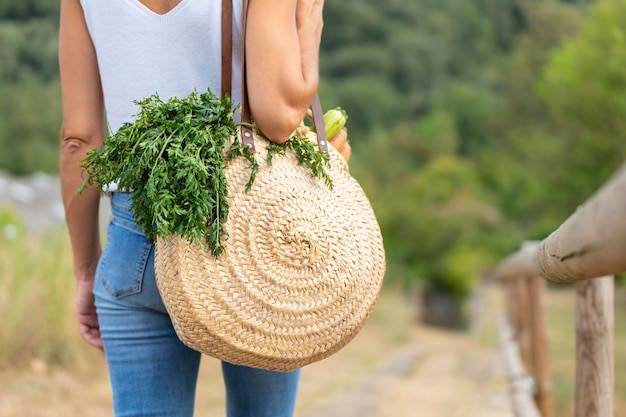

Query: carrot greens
[79,88,330,257]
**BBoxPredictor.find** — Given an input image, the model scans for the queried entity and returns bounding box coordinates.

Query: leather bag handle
[221,0,328,153]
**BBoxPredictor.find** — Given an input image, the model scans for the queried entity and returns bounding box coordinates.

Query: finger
[340,141,351,164]
[328,128,348,152]
[79,323,104,350]
[77,308,103,350]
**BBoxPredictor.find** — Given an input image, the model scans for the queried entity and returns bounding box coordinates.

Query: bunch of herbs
[80,88,331,257]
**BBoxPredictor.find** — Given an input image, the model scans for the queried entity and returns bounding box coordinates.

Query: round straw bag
[153,0,385,372]
[154,120,386,371]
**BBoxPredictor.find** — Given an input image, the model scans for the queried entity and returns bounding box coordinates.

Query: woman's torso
[80,0,243,134]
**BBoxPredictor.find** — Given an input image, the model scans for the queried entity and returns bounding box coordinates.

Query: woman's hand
[328,128,351,164]
[76,276,104,350]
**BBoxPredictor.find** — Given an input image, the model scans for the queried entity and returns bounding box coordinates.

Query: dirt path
[298,285,513,417]
[302,326,512,417]
[0,288,513,417]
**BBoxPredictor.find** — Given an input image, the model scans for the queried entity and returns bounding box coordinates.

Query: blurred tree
[476,0,590,238]
[378,155,499,325]
[499,0,583,126]
[0,0,59,20]
[0,79,62,175]
[0,19,59,82]
[320,0,518,135]
[0,1,61,176]
[323,0,608,317]
[431,82,502,158]
[539,0,626,177]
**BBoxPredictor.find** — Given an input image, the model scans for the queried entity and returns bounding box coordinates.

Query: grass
[0,223,94,370]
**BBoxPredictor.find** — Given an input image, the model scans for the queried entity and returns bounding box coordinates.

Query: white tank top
[80,0,243,135]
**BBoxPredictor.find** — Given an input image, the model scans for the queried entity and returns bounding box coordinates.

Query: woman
[58,0,339,415]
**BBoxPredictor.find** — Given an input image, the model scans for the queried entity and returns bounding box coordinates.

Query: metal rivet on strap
[246,143,253,148]
[320,140,327,146]
[244,131,252,137]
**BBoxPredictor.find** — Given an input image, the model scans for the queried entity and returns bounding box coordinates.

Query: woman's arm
[59,0,105,349]
[246,0,324,143]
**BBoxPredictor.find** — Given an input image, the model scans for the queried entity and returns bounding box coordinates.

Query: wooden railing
[492,163,626,417]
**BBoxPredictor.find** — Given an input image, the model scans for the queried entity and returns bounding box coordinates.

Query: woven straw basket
[154,129,386,372]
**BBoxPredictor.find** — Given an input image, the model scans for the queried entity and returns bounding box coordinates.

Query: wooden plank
[536,164,626,283]
[575,277,614,417]
[493,242,541,281]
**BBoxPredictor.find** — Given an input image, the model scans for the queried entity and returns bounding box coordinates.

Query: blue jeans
[94,192,301,417]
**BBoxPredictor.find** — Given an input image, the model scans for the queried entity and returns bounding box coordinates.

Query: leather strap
[238,0,255,150]
[220,0,232,100]
[221,0,327,152]
[311,95,328,152]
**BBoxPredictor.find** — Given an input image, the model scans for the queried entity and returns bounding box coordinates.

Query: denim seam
[133,244,151,294]
[110,193,149,235]
[110,193,133,213]
[111,215,144,235]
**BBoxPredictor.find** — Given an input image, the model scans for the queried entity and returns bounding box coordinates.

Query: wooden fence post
[575,277,614,417]
[504,273,553,417]
[528,275,552,417]
[513,276,532,369]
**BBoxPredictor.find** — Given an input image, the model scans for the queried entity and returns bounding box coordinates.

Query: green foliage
[319,76,405,133]
[499,0,583,125]
[320,0,519,134]
[539,0,626,162]
[0,0,59,20]
[0,79,62,175]
[470,0,598,241]
[321,0,608,304]
[474,0,625,245]
[480,130,575,236]
[81,90,240,256]
[0,2,61,176]
[379,155,499,292]
[438,246,494,300]
[0,19,59,82]
[82,89,331,257]
[348,112,459,187]
[432,82,502,158]
[358,0,614,296]
[266,136,333,188]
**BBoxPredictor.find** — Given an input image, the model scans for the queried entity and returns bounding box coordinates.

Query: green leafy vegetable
[267,136,333,188]
[79,88,331,257]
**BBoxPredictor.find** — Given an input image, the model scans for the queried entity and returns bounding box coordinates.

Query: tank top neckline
[128,0,195,17]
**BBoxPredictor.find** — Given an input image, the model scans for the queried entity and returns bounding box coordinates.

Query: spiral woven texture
[154,131,386,371]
